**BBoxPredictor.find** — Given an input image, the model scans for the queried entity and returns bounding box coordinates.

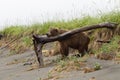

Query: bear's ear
[50,28,58,31]
[54,28,58,31]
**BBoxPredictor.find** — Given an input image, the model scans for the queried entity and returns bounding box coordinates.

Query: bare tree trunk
[32,22,118,67]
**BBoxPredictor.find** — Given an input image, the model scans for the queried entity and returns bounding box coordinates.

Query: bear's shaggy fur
[46,28,90,57]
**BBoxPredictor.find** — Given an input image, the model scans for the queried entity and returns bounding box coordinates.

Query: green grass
[2,11,120,37]
[94,62,102,70]
[0,11,120,54]
[101,11,120,23]
[96,36,120,54]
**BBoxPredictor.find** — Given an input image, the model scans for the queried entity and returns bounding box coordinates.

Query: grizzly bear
[46,28,90,57]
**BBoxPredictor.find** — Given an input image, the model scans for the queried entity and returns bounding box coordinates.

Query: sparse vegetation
[94,62,101,70]
[49,56,87,74]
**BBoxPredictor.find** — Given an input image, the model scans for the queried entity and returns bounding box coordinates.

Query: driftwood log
[32,22,118,67]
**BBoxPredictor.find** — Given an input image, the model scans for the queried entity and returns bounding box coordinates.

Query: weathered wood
[32,22,118,67]
[33,39,44,67]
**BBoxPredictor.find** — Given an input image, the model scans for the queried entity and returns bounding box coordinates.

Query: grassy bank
[0,11,120,54]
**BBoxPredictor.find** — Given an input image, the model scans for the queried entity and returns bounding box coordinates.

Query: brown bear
[46,28,90,57]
